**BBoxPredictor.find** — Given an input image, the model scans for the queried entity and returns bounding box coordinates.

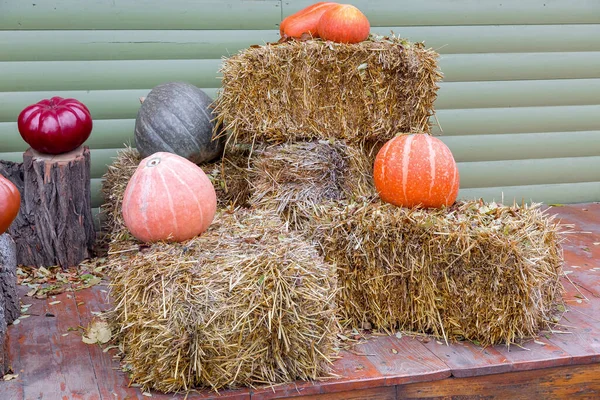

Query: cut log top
[26,145,86,163]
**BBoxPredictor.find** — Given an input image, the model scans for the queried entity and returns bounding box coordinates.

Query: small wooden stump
[0,233,19,377]
[0,146,96,268]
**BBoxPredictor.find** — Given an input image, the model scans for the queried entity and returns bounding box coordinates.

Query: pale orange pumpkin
[0,174,20,235]
[122,152,217,243]
[373,134,460,209]
[280,2,339,39]
[316,4,370,44]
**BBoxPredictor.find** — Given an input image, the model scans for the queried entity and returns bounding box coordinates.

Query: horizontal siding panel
[284,1,600,26]
[0,30,280,62]
[441,131,600,162]
[91,179,103,208]
[458,182,600,205]
[3,52,600,93]
[0,60,222,92]
[3,25,600,62]
[2,79,599,123]
[432,105,600,136]
[0,0,281,30]
[436,79,600,110]
[0,89,220,123]
[458,156,600,189]
[439,52,600,82]
[372,25,600,54]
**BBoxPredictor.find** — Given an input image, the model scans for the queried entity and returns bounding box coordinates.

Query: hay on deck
[214,35,441,148]
[107,208,338,393]
[249,140,373,230]
[307,197,565,346]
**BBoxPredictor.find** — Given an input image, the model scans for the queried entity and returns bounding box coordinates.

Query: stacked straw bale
[307,197,565,346]
[214,36,441,147]
[101,149,338,392]
[107,208,338,392]
[249,140,374,229]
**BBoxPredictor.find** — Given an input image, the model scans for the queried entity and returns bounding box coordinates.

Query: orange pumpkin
[316,4,370,44]
[280,2,339,39]
[122,152,217,243]
[0,174,20,234]
[373,134,460,209]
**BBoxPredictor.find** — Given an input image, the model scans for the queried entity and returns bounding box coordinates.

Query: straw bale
[308,197,565,346]
[250,140,374,230]
[107,208,338,392]
[214,35,441,148]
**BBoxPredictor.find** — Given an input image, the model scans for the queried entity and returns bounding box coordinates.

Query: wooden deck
[2,203,600,399]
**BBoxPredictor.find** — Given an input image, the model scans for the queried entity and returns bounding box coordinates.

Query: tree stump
[0,233,19,377]
[0,146,96,268]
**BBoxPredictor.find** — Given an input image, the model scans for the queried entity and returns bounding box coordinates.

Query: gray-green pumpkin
[134,82,225,164]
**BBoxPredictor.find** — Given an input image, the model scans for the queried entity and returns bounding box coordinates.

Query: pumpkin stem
[146,157,161,167]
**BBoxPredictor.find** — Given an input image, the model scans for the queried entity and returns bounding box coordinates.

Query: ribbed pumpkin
[316,4,370,44]
[122,152,217,243]
[134,82,225,165]
[0,174,20,235]
[279,2,338,39]
[373,134,460,209]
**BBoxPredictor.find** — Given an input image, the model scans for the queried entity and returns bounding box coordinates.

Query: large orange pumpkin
[373,134,460,209]
[0,174,20,235]
[122,152,217,243]
[280,2,338,39]
[316,4,370,44]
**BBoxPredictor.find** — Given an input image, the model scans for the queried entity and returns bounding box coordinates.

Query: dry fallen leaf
[82,319,112,345]
[49,301,61,305]
[3,374,18,381]
[391,348,398,354]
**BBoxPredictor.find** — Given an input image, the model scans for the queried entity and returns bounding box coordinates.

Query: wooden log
[0,146,96,268]
[0,233,19,377]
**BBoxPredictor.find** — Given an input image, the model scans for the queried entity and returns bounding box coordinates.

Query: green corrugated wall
[1,0,600,224]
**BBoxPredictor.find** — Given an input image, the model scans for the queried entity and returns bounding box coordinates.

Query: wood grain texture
[358,336,451,386]
[396,363,600,399]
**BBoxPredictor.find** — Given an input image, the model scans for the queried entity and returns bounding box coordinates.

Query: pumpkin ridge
[135,120,176,154]
[175,85,215,131]
[156,165,180,240]
[427,136,436,199]
[137,165,155,241]
[161,161,205,236]
[401,135,414,203]
[162,100,204,151]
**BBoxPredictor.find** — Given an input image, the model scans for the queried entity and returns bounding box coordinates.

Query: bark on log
[0,233,19,377]
[0,146,96,268]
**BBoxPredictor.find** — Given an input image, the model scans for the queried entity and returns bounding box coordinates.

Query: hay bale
[100,146,252,246]
[308,197,564,346]
[214,36,441,148]
[250,140,374,230]
[107,208,338,392]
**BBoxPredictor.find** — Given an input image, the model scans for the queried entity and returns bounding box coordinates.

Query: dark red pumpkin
[122,152,217,243]
[0,174,20,235]
[373,134,460,209]
[316,4,370,44]
[17,97,93,155]
[280,2,339,39]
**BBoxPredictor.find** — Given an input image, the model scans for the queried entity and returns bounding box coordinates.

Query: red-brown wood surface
[2,203,600,399]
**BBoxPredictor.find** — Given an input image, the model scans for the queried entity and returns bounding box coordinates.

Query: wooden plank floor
[2,203,600,399]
